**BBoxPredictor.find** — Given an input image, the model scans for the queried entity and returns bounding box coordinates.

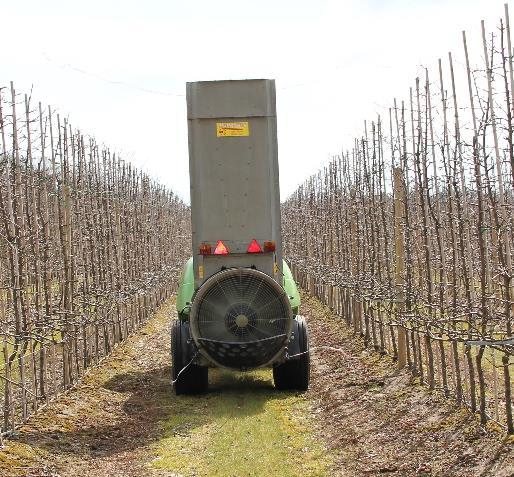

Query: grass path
[0,298,332,477]
[153,369,329,476]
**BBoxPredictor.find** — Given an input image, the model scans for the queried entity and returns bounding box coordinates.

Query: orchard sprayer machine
[173,79,309,394]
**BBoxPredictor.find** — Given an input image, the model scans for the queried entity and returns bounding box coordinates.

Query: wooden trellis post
[393,167,407,369]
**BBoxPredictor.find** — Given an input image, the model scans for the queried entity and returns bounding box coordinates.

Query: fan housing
[189,268,293,369]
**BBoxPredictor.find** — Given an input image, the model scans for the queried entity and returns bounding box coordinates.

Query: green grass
[152,369,332,477]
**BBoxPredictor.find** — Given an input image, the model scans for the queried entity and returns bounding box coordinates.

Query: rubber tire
[273,316,310,391]
[171,320,208,395]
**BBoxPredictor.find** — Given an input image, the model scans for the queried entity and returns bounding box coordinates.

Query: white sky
[1,0,509,202]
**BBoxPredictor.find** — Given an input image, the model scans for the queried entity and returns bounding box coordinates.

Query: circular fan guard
[190,268,293,369]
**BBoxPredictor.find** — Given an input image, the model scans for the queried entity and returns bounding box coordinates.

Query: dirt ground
[0,294,513,477]
[302,294,514,477]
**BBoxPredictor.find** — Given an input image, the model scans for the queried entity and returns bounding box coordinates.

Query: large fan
[190,268,293,369]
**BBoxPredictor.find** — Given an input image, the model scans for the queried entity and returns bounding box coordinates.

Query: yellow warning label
[199,265,204,279]
[216,121,249,137]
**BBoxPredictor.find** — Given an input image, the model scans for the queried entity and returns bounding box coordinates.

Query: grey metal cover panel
[187,79,282,288]
[187,79,276,119]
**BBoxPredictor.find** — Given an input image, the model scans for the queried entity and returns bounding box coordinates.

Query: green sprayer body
[176,257,301,320]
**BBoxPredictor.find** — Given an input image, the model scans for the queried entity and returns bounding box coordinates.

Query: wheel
[171,320,208,395]
[273,316,310,391]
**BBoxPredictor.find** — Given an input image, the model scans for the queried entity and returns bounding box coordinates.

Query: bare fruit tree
[282,7,514,434]
[0,83,191,438]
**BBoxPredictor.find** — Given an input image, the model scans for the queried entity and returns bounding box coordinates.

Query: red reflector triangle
[213,240,229,255]
[247,239,263,253]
